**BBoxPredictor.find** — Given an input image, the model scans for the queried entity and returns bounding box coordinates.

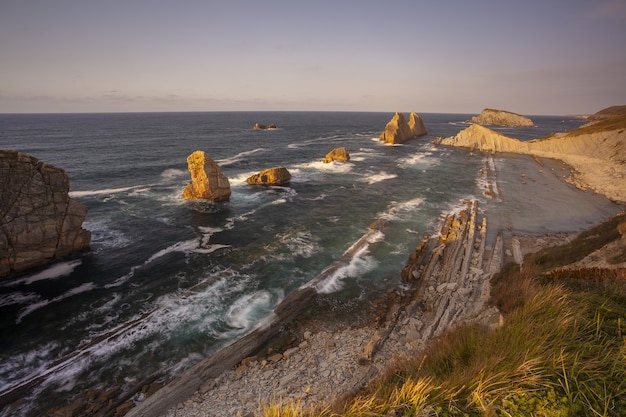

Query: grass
[259,217,626,417]
[536,114,626,141]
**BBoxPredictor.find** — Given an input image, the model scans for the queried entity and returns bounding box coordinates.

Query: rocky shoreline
[124,200,511,417]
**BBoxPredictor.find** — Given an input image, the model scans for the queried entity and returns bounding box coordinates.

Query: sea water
[0,112,604,415]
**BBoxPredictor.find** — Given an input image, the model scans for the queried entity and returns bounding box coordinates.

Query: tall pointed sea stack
[379,112,427,144]
[182,150,231,202]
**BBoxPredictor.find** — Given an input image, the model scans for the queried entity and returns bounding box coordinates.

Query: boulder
[0,150,91,277]
[253,123,277,130]
[182,150,231,202]
[379,112,427,144]
[469,108,534,127]
[323,147,350,163]
[246,167,291,185]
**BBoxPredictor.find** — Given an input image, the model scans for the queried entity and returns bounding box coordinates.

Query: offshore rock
[182,150,231,202]
[469,108,534,127]
[379,112,427,144]
[323,147,350,163]
[0,150,91,278]
[246,167,291,185]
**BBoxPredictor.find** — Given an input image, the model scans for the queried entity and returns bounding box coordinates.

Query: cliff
[182,150,231,202]
[0,150,91,277]
[469,108,534,127]
[435,120,626,202]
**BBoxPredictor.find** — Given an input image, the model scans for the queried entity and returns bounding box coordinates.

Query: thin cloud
[586,0,626,20]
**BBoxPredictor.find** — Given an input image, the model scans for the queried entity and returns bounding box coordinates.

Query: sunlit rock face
[182,150,231,202]
[379,112,427,144]
[469,108,534,127]
[323,147,350,163]
[0,150,91,277]
[246,167,291,185]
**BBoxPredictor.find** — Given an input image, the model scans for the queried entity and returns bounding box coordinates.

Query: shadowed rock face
[0,150,91,277]
[323,147,350,163]
[469,108,534,127]
[182,150,231,202]
[246,167,291,185]
[379,112,427,144]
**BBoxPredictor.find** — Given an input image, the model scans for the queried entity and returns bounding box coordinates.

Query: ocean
[0,111,613,416]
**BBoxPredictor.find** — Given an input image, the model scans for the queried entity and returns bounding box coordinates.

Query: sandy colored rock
[182,150,231,202]
[246,167,291,185]
[0,150,91,277]
[469,108,534,127]
[435,123,626,203]
[323,147,350,163]
[379,112,427,144]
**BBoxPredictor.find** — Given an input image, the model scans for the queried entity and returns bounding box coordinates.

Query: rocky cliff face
[182,150,231,202]
[379,112,427,144]
[435,122,626,202]
[246,167,291,185]
[469,108,534,127]
[323,147,350,163]
[0,150,91,277]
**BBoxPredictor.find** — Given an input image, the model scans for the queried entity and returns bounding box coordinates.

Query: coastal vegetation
[262,214,626,417]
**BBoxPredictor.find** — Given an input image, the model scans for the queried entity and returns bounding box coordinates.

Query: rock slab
[246,167,291,185]
[379,112,427,144]
[182,150,231,202]
[0,150,91,277]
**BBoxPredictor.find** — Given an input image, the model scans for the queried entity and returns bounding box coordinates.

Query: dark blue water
[0,112,588,415]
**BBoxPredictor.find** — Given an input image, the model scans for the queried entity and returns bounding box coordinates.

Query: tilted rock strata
[379,112,427,144]
[246,167,291,185]
[469,108,534,127]
[435,124,626,202]
[323,147,350,163]
[182,150,231,202]
[0,150,91,277]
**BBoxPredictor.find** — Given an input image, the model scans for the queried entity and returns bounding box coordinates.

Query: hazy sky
[1,0,625,115]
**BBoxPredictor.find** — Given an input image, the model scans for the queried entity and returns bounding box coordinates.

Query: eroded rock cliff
[182,150,231,202]
[379,112,427,144]
[0,150,91,277]
[323,147,350,163]
[435,121,626,202]
[469,108,534,127]
[246,167,291,185]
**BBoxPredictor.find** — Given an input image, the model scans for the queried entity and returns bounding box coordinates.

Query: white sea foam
[160,168,187,180]
[17,282,96,323]
[378,197,425,222]
[0,292,40,307]
[2,260,82,287]
[217,148,267,166]
[224,291,273,330]
[69,186,146,198]
[297,160,354,174]
[85,221,131,251]
[396,152,434,169]
[361,171,397,184]
[315,244,379,294]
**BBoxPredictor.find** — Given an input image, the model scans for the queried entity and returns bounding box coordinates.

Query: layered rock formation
[379,112,427,144]
[435,121,626,202]
[246,167,291,185]
[0,150,91,277]
[182,150,231,202]
[323,147,350,163]
[469,108,534,127]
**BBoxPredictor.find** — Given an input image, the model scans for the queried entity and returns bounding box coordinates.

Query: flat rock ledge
[127,200,507,417]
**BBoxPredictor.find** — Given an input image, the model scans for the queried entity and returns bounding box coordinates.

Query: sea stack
[246,167,291,185]
[182,150,231,202]
[379,112,427,144]
[323,147,350,163]
[0,150,91,277]
[469,108,534,127]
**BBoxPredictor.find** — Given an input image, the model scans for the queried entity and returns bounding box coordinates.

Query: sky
[1,0,625,115]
